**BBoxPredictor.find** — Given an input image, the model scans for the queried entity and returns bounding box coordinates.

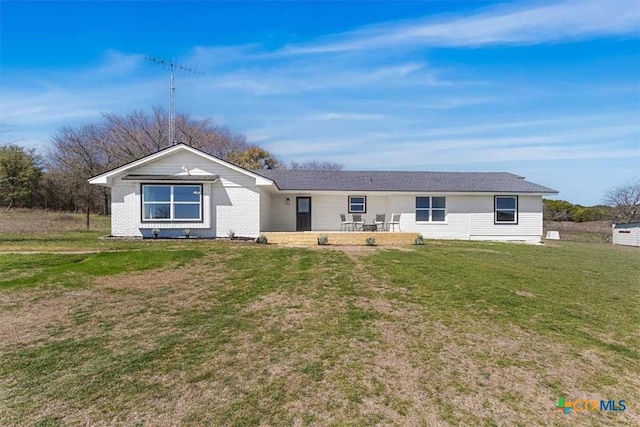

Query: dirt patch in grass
[243,290,319,328]
[0,290,72,346]
[515,290,535,298]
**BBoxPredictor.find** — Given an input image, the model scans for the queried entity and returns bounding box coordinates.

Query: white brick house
[89,144,558,242]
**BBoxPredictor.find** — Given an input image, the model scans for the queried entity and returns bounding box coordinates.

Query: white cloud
[93,50,145,77]
[188,44,263,68]
[207,61,431,95]
[255,111,640,167]
[308,112,388,121]
[283,0,640,54]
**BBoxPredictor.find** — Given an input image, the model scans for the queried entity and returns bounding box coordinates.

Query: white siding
[267,194,392,232]
[264,192,544,242]
[269,195,295,231]
[259,189,272,233]
[312,195,389,231]
[387,194,470,239]
[612,223,640,247]
[468,195,542,242]
[133,150,256,188]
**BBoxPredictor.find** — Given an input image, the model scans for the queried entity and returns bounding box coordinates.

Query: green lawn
[0,236,638,425]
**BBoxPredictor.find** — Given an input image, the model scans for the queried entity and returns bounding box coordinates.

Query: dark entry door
[296,197,312,231]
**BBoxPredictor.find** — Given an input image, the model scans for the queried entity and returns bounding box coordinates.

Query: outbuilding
[612,222,640,247]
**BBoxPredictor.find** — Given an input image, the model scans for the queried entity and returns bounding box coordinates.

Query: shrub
[317,234,329,245]
[414,234,424,245]
[256,234,268,244]
[365,236,376,246]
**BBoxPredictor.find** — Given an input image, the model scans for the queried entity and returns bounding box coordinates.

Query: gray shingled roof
[252,170,558,193]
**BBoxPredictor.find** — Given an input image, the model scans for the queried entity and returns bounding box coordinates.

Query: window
[495,196,518,223]
[348,196,366,213]
[142,184,202,221]
[416,196,446,222]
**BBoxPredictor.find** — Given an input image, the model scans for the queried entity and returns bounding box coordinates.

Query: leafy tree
[0,144,42,210]
[227,146,282,170]
[572,206,609,222]
[543,199,611,222]
[543,199,576,221]
[289,160,343,171]
[604,180,640,223]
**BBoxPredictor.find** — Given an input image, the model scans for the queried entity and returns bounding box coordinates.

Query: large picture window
[142,184,202,221]
[495,196,518,224]
[416,196,446,222]
[348,196,366,213]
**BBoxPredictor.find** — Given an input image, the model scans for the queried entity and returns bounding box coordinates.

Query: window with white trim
[495,196,518,223]
[348,196,366,213]
[416,196,446,222]
[142,184,202,221]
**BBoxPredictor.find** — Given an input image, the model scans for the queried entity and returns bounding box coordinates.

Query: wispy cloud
[283,0,640,54]
[207,61,431,95]
[258,111,640,165]
[308,112,388,121]
[92,50,145,77]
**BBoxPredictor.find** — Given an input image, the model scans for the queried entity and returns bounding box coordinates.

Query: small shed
[612,222,640,247]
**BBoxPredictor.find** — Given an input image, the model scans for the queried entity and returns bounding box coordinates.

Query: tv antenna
[145,56,204,145]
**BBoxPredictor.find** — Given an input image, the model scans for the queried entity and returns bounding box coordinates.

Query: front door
[296,197,312,231]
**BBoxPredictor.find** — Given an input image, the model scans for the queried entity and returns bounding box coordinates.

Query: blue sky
[1,0,639,205]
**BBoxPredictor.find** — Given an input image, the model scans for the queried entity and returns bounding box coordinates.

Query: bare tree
[49,123,112,215]
[99,107,248,164]
[289,160,343,171]
[604,179,640,223]
[47,107,277,214]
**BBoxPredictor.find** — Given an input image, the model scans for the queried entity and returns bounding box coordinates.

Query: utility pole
[145,57,203,145]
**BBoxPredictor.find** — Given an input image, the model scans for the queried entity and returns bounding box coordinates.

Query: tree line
[1,108,638,223]
[543,200,612,222]
[0,108,342,214]
[543,181,640,224]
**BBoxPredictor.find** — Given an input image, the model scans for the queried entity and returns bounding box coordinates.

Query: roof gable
[88,144,273,186]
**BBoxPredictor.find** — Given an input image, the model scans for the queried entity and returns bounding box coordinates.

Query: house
[88,143,558,242]
[612,223,640,247]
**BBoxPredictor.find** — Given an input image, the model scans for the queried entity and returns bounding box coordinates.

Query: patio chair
[388,213,401,231]
[340,213,354,231]
[352,214,365,231]
[374,214,386,231]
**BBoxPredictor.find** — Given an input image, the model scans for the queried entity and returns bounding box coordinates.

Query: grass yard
[0,212,639,426]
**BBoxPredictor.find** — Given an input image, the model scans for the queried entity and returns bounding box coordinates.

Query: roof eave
[87,143,275,187]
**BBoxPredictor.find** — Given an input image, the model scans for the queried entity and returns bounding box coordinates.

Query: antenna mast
[145,56,203,145]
